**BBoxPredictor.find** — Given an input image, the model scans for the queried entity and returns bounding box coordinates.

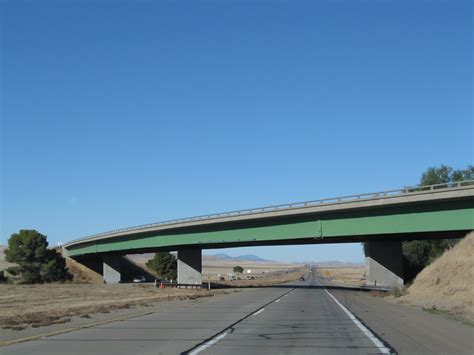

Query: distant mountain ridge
[207,253,270,262]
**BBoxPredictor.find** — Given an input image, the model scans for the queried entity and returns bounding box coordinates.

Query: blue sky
[1,1,472,262]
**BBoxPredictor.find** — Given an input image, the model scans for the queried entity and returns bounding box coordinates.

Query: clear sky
[1,0,472,263]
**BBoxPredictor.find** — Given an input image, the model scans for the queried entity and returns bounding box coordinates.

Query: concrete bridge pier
[103,255,122,284]
[365,239,404,288]
[177,248,202,285]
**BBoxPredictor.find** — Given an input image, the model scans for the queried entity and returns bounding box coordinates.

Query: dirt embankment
[395,231,474,322]
[66,257,103,284]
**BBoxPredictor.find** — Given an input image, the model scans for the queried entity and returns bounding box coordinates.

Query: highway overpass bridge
[64,181,474,288]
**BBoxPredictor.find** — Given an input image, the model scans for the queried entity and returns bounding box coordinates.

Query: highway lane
[194,272,389,355]
[2,271,473,354]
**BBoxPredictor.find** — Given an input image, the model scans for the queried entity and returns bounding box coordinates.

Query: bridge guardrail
[67,180,474,245]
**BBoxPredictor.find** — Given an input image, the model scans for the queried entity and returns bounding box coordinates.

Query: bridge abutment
[103,255,122,284]
[365,240,403,288]
[177,249,202,285]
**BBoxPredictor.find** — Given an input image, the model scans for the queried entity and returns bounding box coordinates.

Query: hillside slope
[398,231,474,321]
[66,257,104,284]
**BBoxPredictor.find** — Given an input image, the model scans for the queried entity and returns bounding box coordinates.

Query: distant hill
[236,254,268,262]
[210,253,234,260]
[206,253,270,262]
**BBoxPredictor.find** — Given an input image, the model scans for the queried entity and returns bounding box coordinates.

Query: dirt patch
[0,283,232,329]
[394,231,474,322]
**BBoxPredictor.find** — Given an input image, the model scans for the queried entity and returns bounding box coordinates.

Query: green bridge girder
[65,198,474,257]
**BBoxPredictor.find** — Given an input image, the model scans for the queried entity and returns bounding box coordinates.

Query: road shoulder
[329,289,474,355]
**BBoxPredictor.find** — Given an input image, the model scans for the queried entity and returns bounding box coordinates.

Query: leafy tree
[451,165,474,182]
[420,165,473,186]
[419,165,453,185]
[41,249,71,282]
[402,165,473,281]
[233,265,244,274]
[146,252,177,280]
[5,230,71,283]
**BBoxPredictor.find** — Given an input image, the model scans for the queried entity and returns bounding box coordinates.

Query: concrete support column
[103,255,122,284]
[177,249,202,285]
[365,239,403,288]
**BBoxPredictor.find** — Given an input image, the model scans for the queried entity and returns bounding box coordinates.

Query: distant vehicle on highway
[229,276,237,281]
[299,277,305,282]
[133,276,146,283]
[246,276,255,280]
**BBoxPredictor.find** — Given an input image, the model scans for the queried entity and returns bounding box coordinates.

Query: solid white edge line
[324,289,391,354]
[188,330,230,355]
[252,308,265,316]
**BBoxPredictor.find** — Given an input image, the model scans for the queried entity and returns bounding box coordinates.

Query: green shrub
[146,252,177,280]
[5,230,71,283]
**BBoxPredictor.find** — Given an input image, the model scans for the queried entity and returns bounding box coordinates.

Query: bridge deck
[64,181,474,256]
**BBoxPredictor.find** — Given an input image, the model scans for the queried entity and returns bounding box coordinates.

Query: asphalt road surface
[2,271,473,354]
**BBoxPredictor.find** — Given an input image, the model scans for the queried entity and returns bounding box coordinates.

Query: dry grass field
[0,284,233,330]
[316,266,365,286]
